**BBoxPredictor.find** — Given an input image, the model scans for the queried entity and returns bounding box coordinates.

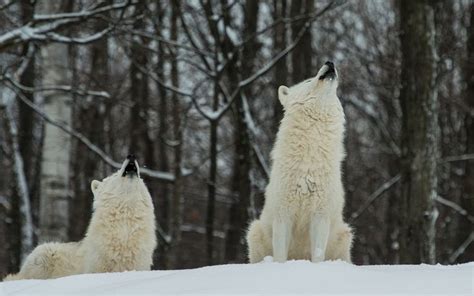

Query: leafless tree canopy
[0,0,472,275]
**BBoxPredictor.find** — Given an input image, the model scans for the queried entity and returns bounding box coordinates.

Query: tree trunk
[168,0,184,269]
[459,1,474,263]
[4,102,34,262]
[273,0,287,134]
[398,0,438,264]
[206,116,218,265]
[224,0,260,264]
[18,0,36,187]
[38,0,72,243]
[291,0,313,84]
[69,2,109,241]
[154,0,171,269]
[129,3,154,166]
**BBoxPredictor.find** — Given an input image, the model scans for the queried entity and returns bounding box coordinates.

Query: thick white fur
[247,64,353,263]
[4,160,157,280]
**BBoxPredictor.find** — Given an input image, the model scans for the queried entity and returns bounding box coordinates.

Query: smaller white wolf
[4,155,157,280]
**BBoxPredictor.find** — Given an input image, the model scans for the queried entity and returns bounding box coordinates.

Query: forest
[0,0,472,278]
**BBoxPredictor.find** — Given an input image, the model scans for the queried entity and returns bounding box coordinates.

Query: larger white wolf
[246,62,353,263]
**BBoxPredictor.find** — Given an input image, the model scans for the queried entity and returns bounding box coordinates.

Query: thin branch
[435,195,474,223]
[3,75,110,99]
[6,84,180,182]
[33,1,134,22]
[242,94,270,178]
[0,1,133,49]
[0,0,14,11]
[350,174,401,222]
[442,154,474,162]
[42,26,114,45]
[346,96,401,156]
[121,28,213,58]
[238,20,311,88]
[449,232,474,263]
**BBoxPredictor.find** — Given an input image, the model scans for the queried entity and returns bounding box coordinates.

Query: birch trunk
[37,1,72,243]
[398,0,438,264]
[3,97,34,262]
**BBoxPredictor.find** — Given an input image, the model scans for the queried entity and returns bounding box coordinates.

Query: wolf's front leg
[310,214,330,263]
[272,218,292,262]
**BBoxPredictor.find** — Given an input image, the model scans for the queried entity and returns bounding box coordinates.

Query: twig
[33,1,134,22]
[449,232,474,263]
[3,75,110,99]
[6,83,181,182]
[350,174,401,222]
[442,154,474,162]
[435,195,474,223]
[0,1,133,49]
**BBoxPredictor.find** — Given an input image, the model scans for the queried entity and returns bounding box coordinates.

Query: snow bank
[2,260,472,295]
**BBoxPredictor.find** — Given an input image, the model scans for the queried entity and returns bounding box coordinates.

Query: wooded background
[0,0,472,277]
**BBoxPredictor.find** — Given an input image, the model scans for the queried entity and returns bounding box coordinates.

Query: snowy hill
[2,260,473,295]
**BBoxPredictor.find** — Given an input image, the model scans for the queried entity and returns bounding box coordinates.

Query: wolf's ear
[278,85,290,107]
[91,180,101,194]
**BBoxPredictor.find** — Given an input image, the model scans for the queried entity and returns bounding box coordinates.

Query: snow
[2,260,472,295]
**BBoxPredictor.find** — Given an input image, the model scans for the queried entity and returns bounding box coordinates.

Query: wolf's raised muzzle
[123,154,138,177]
[319,61,336,80]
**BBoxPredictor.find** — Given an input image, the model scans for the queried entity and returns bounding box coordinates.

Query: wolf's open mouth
[319,61,337,80]
[123,154,138,177]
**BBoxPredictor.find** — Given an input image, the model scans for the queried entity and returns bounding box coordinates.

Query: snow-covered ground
[2,260,473,295]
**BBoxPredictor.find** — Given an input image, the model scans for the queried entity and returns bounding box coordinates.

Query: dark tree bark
[273,0,288,134]
[291,0,313,84]
[224,0,260,264]
[154,0,171,269]
[130,3,154,167]
[69,2,109,241]
[459,2,474,263]
[6,0,37,274]
[18,0,36,187]
[206,88,219,265]
[167,0,184,269]
[0,194,8,278]
[398,0,439,264]
[199,0,224,266]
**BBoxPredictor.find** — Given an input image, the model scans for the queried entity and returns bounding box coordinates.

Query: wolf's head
[91,155,151,206]
[278,61,343,123]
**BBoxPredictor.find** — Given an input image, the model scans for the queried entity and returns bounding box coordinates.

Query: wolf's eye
[306,80,311,83]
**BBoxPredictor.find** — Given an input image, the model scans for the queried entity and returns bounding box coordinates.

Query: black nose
[123,155,138,177]
[325,61,334,69]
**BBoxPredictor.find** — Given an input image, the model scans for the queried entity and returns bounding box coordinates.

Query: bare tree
[37,0,73,243]
[290,0,314,83]
[398,0,439,264]
[70,1,110,241]
[168,0,184,269]
[225,0,260,264]
[272,0,288,134]
[459,1,474,262]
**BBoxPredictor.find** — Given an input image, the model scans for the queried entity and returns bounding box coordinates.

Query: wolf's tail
[247,219,272,263]
[3,273,23,281]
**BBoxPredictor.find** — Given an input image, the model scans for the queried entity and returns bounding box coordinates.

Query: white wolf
[246,62,353,264]
[4,155,157,280]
